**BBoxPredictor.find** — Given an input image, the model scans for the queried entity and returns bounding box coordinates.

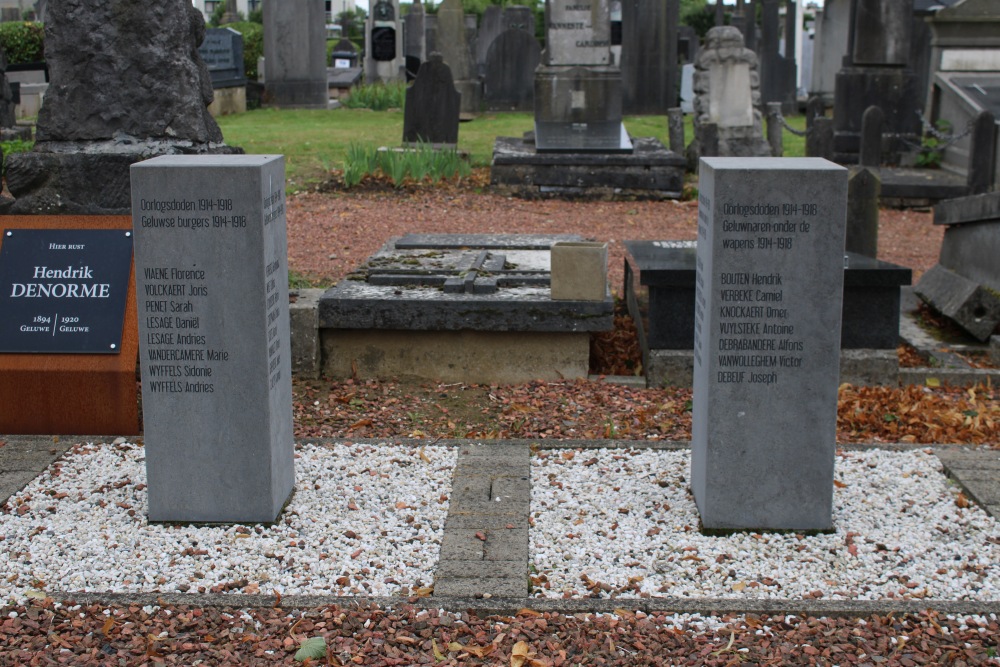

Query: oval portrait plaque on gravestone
[0,229,133,354]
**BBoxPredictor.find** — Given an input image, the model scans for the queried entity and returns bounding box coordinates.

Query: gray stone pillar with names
[691,157,847,531]
[130,155,294,523]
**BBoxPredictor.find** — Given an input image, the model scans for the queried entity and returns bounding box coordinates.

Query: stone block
[991,336,1000,366]
[691,157,847,531]
[915,264,1000,342]
[130,155,294,523]
[838,349,898,386]
[290,288,322,379]
[432,576,526,598]
[934,195,1000,292]
[550,242,608,301]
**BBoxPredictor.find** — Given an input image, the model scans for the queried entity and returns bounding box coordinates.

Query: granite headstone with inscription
[691,157,847,531]
[130,155,294,523]
[366,0,405,84]
[199,27,246,88]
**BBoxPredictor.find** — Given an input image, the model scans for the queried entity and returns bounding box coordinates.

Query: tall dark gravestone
[691,157,848,531]
[263,0,328,108]
[620,0,680,114]
[130,155,294,523]
[832,0,920,164]
[403,54,461,145]
[758,0,797,114]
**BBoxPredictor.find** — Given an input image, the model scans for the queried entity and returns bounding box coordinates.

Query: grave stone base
[322,330,590,383]
[490,136,685,199]
[0,215,139,435]
[2,141,243,215]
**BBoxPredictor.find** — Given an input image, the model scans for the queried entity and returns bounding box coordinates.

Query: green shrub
[341,82,407,111]
[226,21,263,80]
[342,142,471,188]
[0,22,45,64]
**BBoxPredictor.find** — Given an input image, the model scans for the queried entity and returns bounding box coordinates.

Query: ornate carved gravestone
[2,0,241,215]
[688,26,772,165]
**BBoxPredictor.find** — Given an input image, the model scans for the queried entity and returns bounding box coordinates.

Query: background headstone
[476,6,505,77]
[403,53,460,145]
[436,0,480,114]
[832,0,920,164]
[688,26,771,164]
[365,0,405,83]
[620,0,679,114]
[403,0,427,77]
[758,0,797,114]
[264,0,327,107]
[199,27,247,89]
[2,0,241,215]
[484,29,541,112]
[692,157,847,531]
[534,0,629,152]
[130,155,294,523]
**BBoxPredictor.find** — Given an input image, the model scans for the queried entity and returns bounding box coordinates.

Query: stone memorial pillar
[436,0,480,114]
[366,0,406,84]
[264,0,328,108]
[691,157,847,531]
[534,0,630,152]
[130,155,295,523]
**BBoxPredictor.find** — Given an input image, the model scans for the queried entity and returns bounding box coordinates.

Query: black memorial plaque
[0,229,133,354]
[372,27,397,61]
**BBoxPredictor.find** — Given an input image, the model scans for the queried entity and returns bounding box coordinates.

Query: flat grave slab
[319,234,614,382]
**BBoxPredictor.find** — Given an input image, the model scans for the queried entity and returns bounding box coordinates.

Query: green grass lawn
[216,107,807,191]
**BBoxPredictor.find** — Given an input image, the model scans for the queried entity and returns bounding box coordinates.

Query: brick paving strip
[433,442,531,599]
[4,436,1000,616]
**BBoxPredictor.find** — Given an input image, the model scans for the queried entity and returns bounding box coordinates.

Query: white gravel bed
[530,448,1000,601]
[0,441,456,606]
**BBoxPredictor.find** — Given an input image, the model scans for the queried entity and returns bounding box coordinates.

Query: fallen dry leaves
[294,377,1000,447]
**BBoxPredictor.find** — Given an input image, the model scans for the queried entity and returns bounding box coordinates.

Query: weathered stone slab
[544,0,612,66]
[491,136,685,197]
[130,155,294,523]
[691,157,847,531]
[914,263,1000,342]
